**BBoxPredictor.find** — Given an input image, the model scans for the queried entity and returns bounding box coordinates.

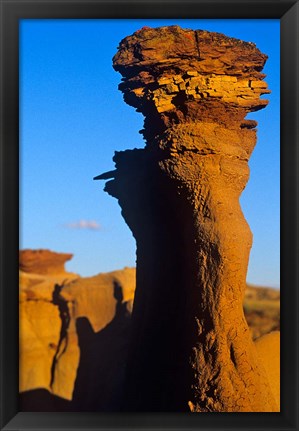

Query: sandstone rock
[19,248,279,410]
[20,249,73,275]
[255,331,280,409]
[60,267,135,332]
[19,250,135,405]
[96,25,277,412]
[50,305,80,401]
[19,299,61,393]
[19,271,78,303]
[52,268,135,402]
[19,248,80,400]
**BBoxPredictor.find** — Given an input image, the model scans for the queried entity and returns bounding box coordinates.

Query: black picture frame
[0,0,298,430]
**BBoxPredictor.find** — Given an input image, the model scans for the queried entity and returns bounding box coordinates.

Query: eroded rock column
[96,26,277,412]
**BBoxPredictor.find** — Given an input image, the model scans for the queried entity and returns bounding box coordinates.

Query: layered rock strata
[97,26,277,412]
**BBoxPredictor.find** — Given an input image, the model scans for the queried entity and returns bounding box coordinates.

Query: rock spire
[96,25,277,412]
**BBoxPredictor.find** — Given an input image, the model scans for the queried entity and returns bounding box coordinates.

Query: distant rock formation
[19,250,78,398]
[20,249,73,275]
[19,249,135,409]
[244,284,280,340]
[97,26,277,412]
[55,267,134,408]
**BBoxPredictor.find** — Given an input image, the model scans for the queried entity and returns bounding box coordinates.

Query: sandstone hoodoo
[95,26,277,412]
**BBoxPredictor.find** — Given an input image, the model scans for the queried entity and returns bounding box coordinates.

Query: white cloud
[65,220,101,230]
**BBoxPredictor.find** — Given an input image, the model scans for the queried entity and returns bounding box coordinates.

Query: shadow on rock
[19,388,73,412]
[72,281,131,411]
[20,282,132,412]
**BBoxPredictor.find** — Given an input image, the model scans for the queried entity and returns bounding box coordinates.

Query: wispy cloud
[64,220,101,230]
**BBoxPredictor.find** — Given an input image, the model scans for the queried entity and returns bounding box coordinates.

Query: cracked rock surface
[99,26,278,412]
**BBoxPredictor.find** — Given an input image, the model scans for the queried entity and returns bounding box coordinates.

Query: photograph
[1,0,299,428]
[18,18,281,413]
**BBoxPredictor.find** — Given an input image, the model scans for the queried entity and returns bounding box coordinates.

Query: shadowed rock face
[99,26,277,412]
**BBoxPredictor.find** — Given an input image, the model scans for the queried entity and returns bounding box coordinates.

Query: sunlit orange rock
[19,249,279,411]
[20,249,73,275]
[19,249,135,406]
[98,26,277,412]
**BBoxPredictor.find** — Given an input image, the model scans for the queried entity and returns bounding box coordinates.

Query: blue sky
[19,19,280,288]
